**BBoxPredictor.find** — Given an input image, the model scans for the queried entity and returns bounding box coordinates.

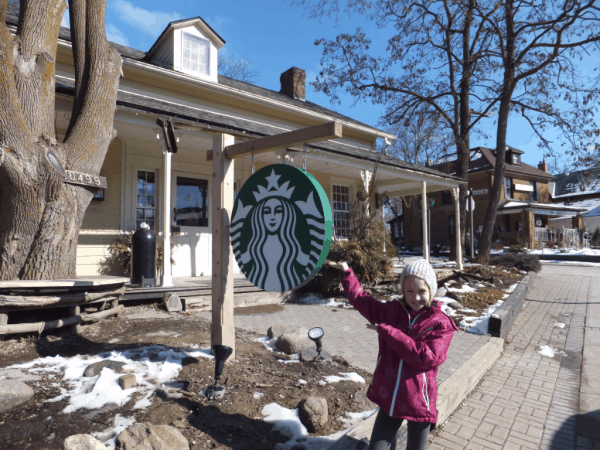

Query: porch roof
[498,200,587,216]
[55,79,464,187]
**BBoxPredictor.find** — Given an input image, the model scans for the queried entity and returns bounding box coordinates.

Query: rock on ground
[117,423,189,450]
[84,360,126,377]
[119,374,137,390]
[298,396,329,433]
[267,324,289,339]
[63,434,107,450]
[448,301,464,309]
[163,293,183,313]
[0,379,34,413]
[332,355,350,367]
[275,327,313,354]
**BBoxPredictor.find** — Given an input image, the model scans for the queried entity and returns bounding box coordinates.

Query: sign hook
[251,153,255,174]
[302,144,307,171]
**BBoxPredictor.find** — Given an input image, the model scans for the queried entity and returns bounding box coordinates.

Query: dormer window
[182,32,210,76]
[512,153,520,165]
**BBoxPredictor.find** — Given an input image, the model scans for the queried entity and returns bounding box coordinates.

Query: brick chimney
[280,67,306,101]
[538,160,548,172]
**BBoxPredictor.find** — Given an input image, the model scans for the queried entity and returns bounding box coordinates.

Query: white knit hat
[400,259,437,297]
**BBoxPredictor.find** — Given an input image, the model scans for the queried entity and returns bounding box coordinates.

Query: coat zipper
[422,373,430,412]
[388,309,424,416]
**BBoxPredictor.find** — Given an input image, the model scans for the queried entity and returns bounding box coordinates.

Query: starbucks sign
[231,164,333,292]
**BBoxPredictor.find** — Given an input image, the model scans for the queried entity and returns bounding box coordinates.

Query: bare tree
[0,0,122,280]
[218,54,260,84]
[476,0,600,263]
[294,0,499,258]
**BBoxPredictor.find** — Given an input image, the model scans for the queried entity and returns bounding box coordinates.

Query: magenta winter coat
[342,269,458,424]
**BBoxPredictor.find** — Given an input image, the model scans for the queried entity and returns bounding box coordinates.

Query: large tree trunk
[0,0,122,280]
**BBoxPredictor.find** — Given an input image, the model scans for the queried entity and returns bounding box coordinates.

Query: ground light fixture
[201,344,233,400]
[308,327,326,362]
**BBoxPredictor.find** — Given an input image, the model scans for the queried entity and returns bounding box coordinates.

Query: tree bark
[0,0,122,280]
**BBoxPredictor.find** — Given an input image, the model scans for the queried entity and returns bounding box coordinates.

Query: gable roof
[476,147,554,180]
[550,167,600,199]
[146,16,226,57]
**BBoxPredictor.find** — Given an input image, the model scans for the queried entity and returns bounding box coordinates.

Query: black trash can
[131,224,156,287]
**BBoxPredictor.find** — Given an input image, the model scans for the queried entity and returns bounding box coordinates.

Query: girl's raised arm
[340,267,390,326]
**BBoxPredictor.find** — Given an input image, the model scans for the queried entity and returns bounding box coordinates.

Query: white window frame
[181,32,210,76]
[331,183,352,240]
[134,168,158,232]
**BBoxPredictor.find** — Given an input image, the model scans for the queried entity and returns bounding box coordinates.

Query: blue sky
[60,0,598,170]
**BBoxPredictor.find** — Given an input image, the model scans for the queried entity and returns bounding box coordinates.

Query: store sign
[231,164,333,292]
[472,189,488,196]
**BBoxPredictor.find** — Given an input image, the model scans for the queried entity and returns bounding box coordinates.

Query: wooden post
[67,305,80,334]
[422,181,429,262]
[212,133,236,358]
[452,187,463,270]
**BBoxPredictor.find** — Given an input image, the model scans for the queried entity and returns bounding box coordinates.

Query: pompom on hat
[400,259,437,297]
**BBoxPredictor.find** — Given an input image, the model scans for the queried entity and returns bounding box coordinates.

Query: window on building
[442,190,452,205]
[393,223,399,238]
[530,180,538,201]
[449,215,454,238]
[511,153,520,165]
[504,177,512,199]
[332,185,350,238]
[136,170,156,230]
[176,177,209,227]
[182,32,210,76]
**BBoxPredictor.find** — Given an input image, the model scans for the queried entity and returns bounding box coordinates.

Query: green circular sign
[231,164,333,292]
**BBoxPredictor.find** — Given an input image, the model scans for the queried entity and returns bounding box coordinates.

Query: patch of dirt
[0,306,373,450]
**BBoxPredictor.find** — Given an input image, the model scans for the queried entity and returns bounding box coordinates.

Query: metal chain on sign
[302,144,307,171]
[251,153,255,174]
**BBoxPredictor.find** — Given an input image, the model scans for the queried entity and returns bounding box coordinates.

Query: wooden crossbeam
[207,121,342,161]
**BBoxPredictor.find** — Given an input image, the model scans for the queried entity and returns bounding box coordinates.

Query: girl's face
[262,198,283,233]
[404,276,431,311]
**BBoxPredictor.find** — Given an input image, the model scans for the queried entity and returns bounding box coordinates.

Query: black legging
[367,409,431,450]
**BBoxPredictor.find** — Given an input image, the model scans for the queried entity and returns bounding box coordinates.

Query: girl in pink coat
[329,259,458,450]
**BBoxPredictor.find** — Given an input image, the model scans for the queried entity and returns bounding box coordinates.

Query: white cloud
[106,24,129,47]
[111,0,183,36]
[61,10,70,28]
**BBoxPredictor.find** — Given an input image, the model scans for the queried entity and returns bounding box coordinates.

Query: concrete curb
[488,271,537,339]
[325,337,505,450]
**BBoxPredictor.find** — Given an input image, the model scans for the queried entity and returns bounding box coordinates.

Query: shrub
[592,227,600,246]
[490,253,541,273]
[507,245,524,253]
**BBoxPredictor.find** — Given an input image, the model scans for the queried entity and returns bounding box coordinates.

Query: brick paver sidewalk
[429,266,600,450]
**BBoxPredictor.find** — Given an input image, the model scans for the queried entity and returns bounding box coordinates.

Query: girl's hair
[247,197,303,290]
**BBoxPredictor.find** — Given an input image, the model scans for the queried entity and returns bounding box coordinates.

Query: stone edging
[325,337,505,450]
[488,270,538,339]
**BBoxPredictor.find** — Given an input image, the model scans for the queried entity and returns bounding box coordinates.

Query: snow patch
[254,392,265,400]
[554,323,566,329]
[322,372,365,384]
[462,300,504,335]
[538,346,556,358]
[91,414,136,450]
[298,293,351,308]
[337,408,378,427]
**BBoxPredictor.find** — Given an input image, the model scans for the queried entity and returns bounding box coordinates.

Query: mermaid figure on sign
[231,168,326,292]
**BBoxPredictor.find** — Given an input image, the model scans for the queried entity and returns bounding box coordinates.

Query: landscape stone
[63,434,107,450]
[352,387,377,411]
[0,379,34,413]
[298,396,328,432]
[434,286,447,298]
[163,293,182,313]
[119,374,137,390]
[267,324,289,339]
[116,423,189,450]
[0,313,7,325]
[300,347,333,363]
[275,327,313,354]
[448,301,464,309]
[0,368,42,382]
[83,360,126,377]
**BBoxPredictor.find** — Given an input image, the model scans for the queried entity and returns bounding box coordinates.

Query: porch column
[452,187,463,270]
[161,148,173,287]
[422,181,429,262]
[212,133,236,358]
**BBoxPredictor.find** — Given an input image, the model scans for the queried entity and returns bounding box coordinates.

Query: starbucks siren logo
[231,164,333,292]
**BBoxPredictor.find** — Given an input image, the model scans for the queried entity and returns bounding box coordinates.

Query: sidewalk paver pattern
[199,303,488,377]
[429,267,600,450]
